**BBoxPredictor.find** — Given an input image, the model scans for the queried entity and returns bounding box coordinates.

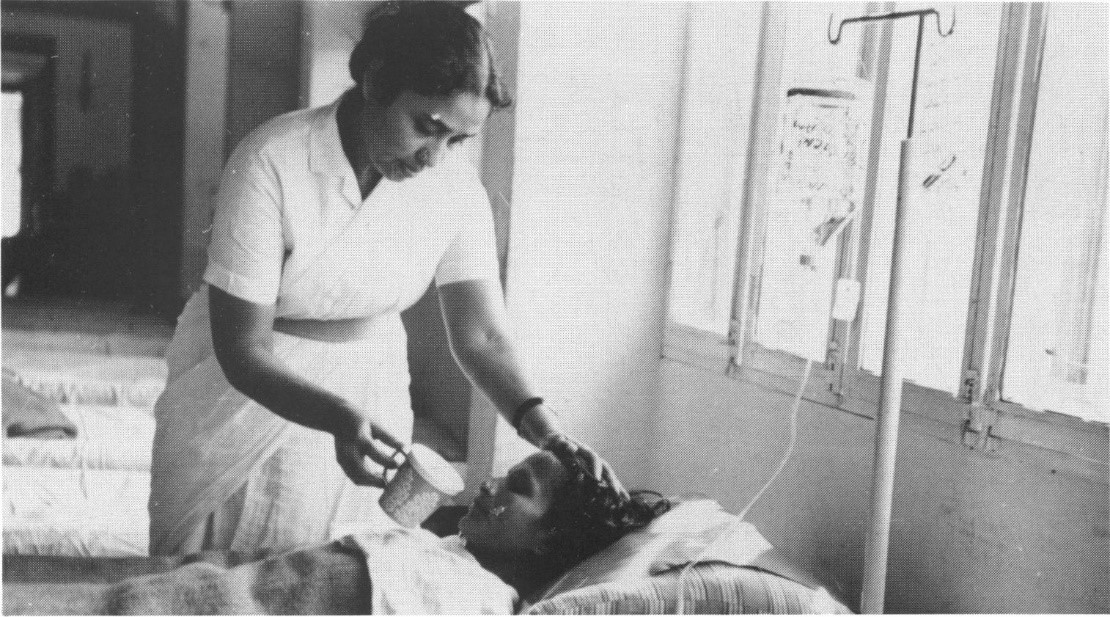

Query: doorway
[2,35,54,298]
[2,2,186,316]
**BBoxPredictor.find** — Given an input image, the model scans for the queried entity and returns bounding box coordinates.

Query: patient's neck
[467,546,556,597]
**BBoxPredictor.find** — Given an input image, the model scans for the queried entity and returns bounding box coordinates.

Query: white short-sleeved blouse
[203,96,500,319]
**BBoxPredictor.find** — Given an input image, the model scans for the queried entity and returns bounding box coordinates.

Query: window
[749,4,875,366]
[1001,3,1108,422]
[855,3,1002,394]
[665,3,1108,427]
[663,2,766,372]
[2,91,21,238]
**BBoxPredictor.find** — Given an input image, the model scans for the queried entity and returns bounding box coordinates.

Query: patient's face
[458,451,568,557]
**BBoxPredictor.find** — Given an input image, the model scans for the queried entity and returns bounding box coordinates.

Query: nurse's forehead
[409,91,489,131]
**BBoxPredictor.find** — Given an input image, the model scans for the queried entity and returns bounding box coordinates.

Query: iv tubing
[674,358,812,615]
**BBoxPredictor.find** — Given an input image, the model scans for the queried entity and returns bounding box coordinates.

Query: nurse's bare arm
[437,279,625,494]
[208,285,404,486]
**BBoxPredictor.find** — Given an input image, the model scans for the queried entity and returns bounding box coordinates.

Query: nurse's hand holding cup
[333,405,407,489]
[379,444,464,527]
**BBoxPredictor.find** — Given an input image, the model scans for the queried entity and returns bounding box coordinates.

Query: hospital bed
[2,334,852,613]
[2,344,164,557]
[4,500,853,614]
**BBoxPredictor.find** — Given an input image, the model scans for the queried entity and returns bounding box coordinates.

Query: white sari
[148,98,499,556]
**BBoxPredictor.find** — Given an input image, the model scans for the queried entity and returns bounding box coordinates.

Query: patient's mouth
[470,495,503,520]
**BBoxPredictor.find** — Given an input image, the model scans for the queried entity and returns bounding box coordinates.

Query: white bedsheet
[2,466,149,557]
[2,349,167,406]
[2,336,163,557]
[3,404,154,471]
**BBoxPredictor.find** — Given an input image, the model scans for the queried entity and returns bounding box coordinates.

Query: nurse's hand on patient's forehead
[542,433,628,499]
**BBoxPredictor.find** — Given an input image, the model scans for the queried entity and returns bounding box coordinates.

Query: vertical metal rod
[860,138,915,614]
[828,10,952,612]
[906,14,927,138]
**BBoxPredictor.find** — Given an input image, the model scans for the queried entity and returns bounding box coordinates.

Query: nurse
[148,1,621,556]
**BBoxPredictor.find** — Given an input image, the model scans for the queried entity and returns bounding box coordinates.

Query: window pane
[2,91,22,238]
[667,4,764,336]
[857,3,1001,393]
[753,2,871,361]
[1004,3,1108,422]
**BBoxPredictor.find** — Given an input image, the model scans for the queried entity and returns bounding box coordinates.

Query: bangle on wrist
[510,397,545,431]
[537,432,565,451]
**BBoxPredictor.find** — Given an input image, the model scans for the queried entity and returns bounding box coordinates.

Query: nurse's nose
[417,139,445,169]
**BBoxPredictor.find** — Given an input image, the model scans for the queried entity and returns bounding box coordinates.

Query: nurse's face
[358,86,491,182]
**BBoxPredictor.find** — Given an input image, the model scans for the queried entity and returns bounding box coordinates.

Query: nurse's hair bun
[349,1,511,110]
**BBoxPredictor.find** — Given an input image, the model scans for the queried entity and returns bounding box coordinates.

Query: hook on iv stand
[827,8,955,139]
[827,8,955,45]
[825,7,954,615]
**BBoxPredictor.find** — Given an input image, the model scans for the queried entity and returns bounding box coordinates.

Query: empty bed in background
[3,317,168,558]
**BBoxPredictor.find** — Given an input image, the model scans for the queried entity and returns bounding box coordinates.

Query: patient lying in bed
[4,443,669,615]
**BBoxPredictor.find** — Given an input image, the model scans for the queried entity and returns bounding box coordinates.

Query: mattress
[2,343,162,558]
[3,404,154,471]
[3,403,154,557]
[1,329,169,358]
[3,466,149,557]
[1,349,167,407]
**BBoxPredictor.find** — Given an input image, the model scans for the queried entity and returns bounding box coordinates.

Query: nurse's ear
[359,59,388,105]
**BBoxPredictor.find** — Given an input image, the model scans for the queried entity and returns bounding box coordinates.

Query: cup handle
[382,448,409,483]
[393,448,410,465]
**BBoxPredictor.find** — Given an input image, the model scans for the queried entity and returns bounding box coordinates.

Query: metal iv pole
[827,8,954,614]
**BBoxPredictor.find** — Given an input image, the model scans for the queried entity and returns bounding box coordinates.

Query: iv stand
[828,8,954,614]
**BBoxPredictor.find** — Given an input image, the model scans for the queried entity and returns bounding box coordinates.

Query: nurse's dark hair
[349,1,512,109]
[539,442,672,575]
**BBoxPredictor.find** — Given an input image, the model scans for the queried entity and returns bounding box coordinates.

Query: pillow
[524,563,854,615]
[2,368,77,438]
[531,500,773,602]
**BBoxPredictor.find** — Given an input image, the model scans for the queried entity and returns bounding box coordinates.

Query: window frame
[662,2,1108,466]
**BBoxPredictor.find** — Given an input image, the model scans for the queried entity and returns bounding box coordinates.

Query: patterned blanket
[3,543,371,615]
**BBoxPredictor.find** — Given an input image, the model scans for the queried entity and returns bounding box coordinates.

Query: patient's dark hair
[349,1,512,109]
[540,443,672,574]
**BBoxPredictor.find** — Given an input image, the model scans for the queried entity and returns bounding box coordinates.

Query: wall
[493,2,688,482]
[224,2,303,162]
[654,360,1109,613]
[494,2,1108,613]
[179,0,229,301]
[180,0,304,298]
[2,9,138,299]
[299,0,364,108]
[2,11,132,191]
[130,4,186,314]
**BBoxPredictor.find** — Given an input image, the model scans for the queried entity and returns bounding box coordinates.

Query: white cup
[379,443,464,527]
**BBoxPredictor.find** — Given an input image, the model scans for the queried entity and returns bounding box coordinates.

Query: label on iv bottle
[832,278,861,321]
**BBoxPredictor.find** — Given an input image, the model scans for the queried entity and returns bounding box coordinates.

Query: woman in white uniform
[149,1,622,557]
